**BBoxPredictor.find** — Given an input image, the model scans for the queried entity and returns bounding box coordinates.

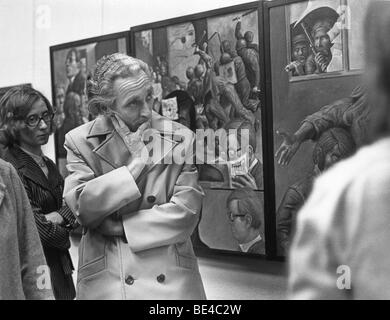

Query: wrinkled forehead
[113,71,152,98]
[294,43,308,50]
[314,28,329,38]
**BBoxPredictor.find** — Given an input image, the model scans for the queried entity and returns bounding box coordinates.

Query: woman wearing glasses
[0,86,76,300]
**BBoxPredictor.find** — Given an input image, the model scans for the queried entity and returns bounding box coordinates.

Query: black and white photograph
[1,0,390,307]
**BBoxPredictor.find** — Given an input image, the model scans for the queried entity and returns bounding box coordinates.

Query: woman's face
[19,99,51,148]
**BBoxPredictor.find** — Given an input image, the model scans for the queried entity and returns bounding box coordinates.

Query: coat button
[157,274,165,283]
[125,275,134,285]
[147,195,156,203]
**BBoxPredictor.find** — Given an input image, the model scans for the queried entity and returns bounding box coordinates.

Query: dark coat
[248,239,265,255]
[276,174,315,256]
[0,159,54,299]
[3,146,76,300]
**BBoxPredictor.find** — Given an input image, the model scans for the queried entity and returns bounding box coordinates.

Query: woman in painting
[0,86,77,300]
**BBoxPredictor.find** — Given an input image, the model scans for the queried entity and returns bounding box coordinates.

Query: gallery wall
[0,0,257,161]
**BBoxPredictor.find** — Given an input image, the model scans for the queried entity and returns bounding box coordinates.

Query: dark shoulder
[289,174,315,201]
[248,239,265,255]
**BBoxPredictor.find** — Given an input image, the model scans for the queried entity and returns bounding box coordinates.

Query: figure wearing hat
[291,3,341,75]
[285,32,310,76]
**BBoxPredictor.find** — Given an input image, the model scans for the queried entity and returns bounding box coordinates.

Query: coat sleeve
[10,164,54,300]
[63,132,142,229]
[122,135,204,253]
[18,174,71,251]
[303,98,351,140]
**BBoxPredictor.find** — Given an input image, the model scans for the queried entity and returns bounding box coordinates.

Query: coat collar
[8,145,61,193]
[87,112,180,173]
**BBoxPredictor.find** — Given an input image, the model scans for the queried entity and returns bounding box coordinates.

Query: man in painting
[219,40,258,113]
[54,84,66,129]
[276,128,356,256]
[224,119,263,190]
[194,44,253,127]
[275,86,368,167]
[285,34,309,76]
[227,188,264,255]
[236,38,260,95]
[65,48,86,97]
[235,16,259,52]
[305,19,335,75]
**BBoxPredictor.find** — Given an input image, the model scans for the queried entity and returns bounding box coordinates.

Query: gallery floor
[69,235,288,300]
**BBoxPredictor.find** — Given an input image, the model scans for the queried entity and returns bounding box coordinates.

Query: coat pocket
[77,255,106,282]
[174,244,199,272]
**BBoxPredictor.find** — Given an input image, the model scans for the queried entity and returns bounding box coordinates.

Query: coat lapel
[87,115,179,175]
[9,146,52,192]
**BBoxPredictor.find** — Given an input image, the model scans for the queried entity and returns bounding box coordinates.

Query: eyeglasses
[25,112,54,128]
[228,213,246,222]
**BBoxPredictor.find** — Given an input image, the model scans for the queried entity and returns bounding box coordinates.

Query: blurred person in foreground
[63,53,205,300]
[0,86,77,300]
[0,158,54,300]
[289,1,390,299]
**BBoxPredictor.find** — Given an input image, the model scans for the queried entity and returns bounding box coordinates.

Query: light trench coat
[63,112,206,300]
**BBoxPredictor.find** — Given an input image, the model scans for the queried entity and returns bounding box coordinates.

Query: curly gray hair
[87,53,151,116]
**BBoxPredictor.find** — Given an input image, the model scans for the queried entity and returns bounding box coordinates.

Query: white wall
[0,0,257,161]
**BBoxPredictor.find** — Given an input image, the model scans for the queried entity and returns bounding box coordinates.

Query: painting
[264,0,371,257]
[131,1,266,257]
[50,32,129,177]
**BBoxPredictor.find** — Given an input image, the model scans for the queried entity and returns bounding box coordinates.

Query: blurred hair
[63,92,81,119]
[365,1,390,140]
[87,53,151,116]
[0,86,54,147]
[224,119,257,152]
[66,48,81,63]
[313,128,356,171]
[227,188,263,230]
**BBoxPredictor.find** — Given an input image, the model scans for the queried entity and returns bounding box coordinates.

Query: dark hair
[164,90,197,132]
[224,119,257,152]
[227,188,263,230]
[0,86,54,147]
[313,128,356,171]
[66,48,81,63]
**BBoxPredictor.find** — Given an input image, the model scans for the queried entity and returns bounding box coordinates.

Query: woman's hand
[46,211,64,225]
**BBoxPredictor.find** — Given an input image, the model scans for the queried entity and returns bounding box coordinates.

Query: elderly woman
[0,86,76,300]
[63,53,206,300]
[289,2,390,299]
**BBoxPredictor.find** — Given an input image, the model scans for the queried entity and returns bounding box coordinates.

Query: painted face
[314,29,332,51]
[65,51,79,78]
[228,200,250,244]
[226,133,253,161]
[323,144,342,171]
[19,99,51,148]
[113,74,153,132]
[293,43,309,63]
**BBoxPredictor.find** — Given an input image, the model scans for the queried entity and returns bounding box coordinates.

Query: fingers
[275,145,285,159]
